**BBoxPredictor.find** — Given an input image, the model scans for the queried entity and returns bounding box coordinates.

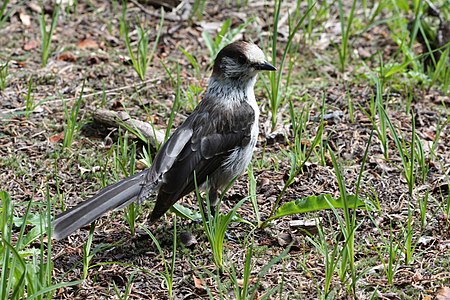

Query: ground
[0,0,449,299]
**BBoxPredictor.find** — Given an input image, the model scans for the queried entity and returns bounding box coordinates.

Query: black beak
[255,61,276,71]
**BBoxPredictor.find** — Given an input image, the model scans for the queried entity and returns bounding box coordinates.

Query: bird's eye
[237,55,247,65]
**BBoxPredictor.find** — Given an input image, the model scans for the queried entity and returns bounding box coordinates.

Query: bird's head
[212,41,276,81]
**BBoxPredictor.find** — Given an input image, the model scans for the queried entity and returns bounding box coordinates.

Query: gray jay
[53,41,276,240]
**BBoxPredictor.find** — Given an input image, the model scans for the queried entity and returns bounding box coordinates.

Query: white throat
[206,75,258,105]
[206,75,260,150]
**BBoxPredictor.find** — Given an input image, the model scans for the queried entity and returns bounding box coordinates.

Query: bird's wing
[145,96,255,221]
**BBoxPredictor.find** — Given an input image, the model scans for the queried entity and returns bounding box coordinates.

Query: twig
[129,0,186,22]
[92,108,165,147]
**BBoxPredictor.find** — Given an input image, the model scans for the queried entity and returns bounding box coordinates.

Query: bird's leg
[197,189,219,223]
[198,197,209,222]
[199,190,218,222]
[208,189,219,217]
[199,189,217,221]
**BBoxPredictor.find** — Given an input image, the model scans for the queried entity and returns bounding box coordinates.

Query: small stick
[92,108,165,147]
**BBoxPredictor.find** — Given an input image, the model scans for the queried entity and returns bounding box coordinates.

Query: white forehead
[244,43,266,63]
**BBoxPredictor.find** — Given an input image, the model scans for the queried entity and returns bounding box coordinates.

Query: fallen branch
[92,108,165,147]
[130,0,191,22]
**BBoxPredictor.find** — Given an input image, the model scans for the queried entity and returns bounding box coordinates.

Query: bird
[53,41,276,240]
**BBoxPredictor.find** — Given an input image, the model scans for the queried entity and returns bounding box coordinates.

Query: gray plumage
[52,41,276,240]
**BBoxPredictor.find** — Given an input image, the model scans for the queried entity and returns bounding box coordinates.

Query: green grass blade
[268,194,367,222]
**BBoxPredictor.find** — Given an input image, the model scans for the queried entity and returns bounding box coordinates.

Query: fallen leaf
[14,61,27,68]
[49,132,64,143]
[422,130,436,140]
[23,40,39,51]
[436,287,450,300]
[78,38,99,49]
[192,275,204,290]
[57,51,77,62]
[411,270,423,283]
[135,160,147,170]
[19,12,31,26]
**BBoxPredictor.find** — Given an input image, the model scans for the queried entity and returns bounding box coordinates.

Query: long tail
[52,171,147,240]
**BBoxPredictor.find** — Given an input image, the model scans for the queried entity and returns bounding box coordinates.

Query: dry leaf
[19,12,31,26]
[57,51,77,62]
[436,287,450,300]
[23,40,39,51]
[423,130,436,140]
[192,275,204,290]
[135,160,147,170]
[411,270,423,283]
[15,61,27,68]
[49,132,64,143]
[78,38,99,49]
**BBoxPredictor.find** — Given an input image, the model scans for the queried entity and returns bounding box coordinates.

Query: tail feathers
[53,171,147,240]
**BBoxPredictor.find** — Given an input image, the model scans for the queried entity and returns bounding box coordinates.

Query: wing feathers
[147,95,255,221]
